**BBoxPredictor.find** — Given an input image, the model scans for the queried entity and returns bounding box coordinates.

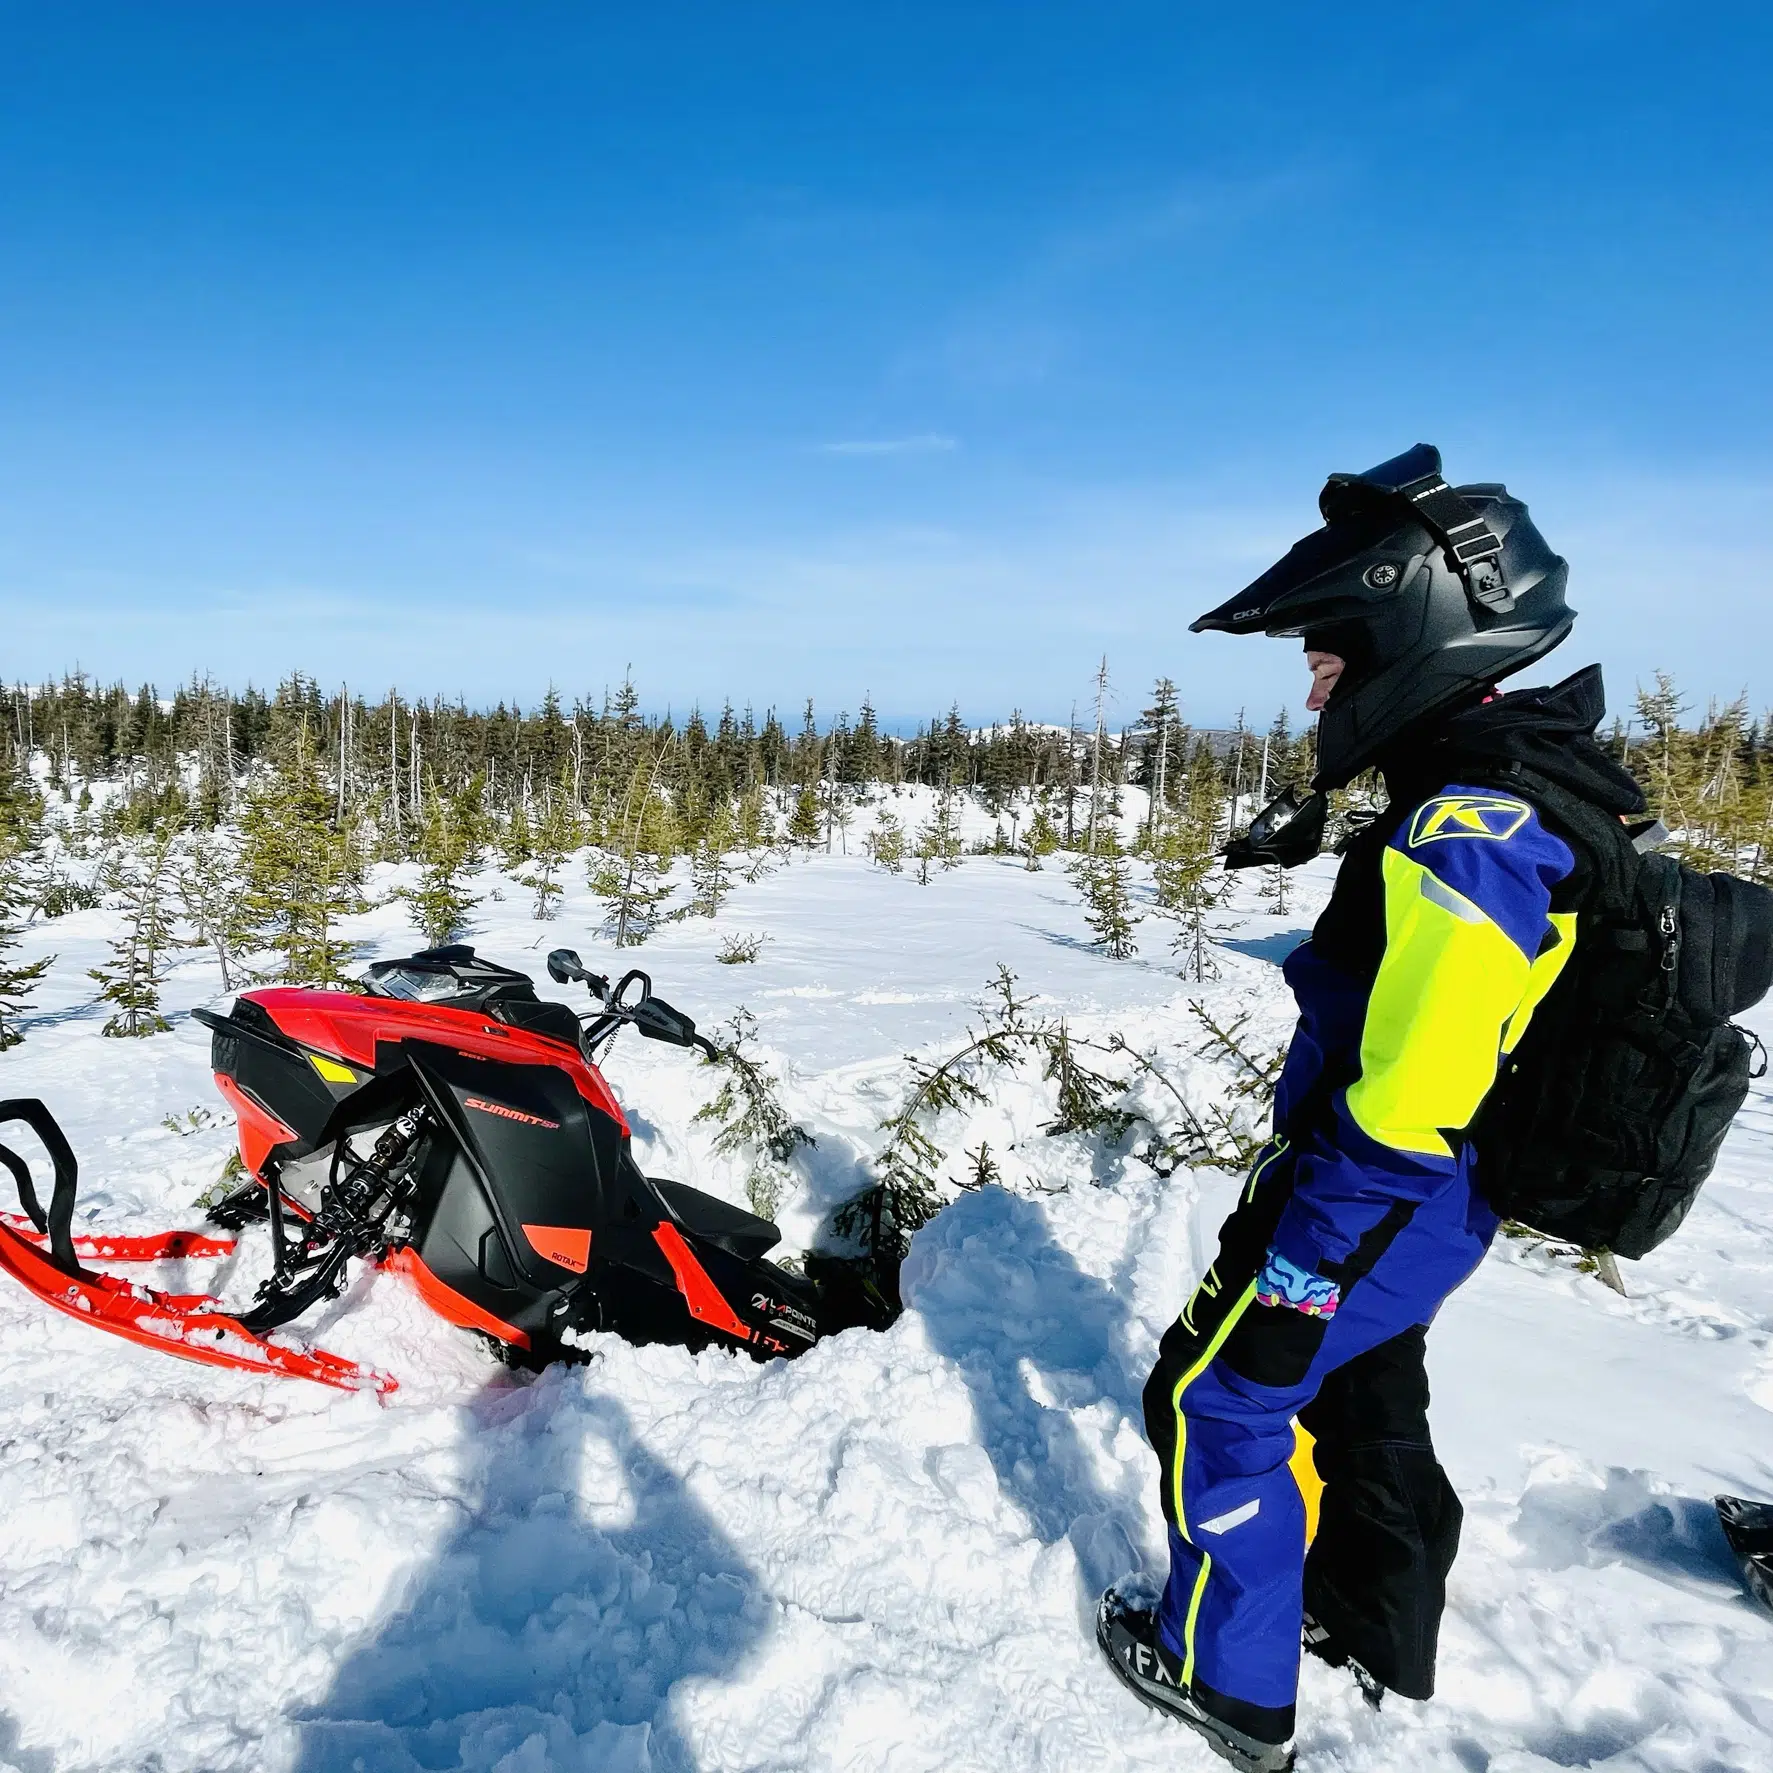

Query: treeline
[0,669,1309,841]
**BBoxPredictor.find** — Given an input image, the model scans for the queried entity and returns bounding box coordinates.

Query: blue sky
[2,3,1769,730]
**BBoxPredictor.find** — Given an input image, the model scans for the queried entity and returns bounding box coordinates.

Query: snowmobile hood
[1386,664,1646,817]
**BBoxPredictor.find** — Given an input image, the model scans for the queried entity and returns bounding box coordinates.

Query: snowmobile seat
[653,1178,781,1261]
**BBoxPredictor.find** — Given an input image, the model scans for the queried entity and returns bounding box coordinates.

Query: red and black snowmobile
[0,945,889,1395]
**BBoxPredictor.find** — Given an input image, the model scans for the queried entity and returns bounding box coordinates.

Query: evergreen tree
[403,775,487,947]
[89,825,186,1036]
[788,783,820,847]
[735,781,774,850]
[849,698,882,784]
[1021,799,1060,871]
[1069,827,1141,958]
[687,798,739,917]
[515,788,580,921]
[865,809,906,874]
[592,751,679,946]
[0,750,52,1048]
[1135,677,1186,842]
[176,828,249,991]
[912,789,964,884]
[501,797,535,869]
[1154,739,1229,981]
[238,734,367,983]
[1258,861,1291,916]
[592,846,675,947]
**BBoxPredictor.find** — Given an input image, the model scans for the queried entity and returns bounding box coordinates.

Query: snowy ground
[2,846,1772,1772]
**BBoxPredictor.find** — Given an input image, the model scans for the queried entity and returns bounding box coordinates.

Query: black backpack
[1470,763,1773,1258]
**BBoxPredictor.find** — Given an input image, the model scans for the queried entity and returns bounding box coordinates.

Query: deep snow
[2,843,1771,1772]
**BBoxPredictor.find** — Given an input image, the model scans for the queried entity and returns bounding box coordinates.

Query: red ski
[0,1099,393,1395]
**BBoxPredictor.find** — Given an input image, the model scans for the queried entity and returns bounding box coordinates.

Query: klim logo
[1408,794,1532,848]
[463,1096,560,1130]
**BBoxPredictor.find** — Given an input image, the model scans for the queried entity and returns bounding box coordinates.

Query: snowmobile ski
[0,1098,392,1394]
[1716,1495,1773,1615]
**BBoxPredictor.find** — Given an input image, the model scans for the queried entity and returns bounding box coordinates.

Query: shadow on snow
[287,1374,766,1773]
[902,1184,1149,1610]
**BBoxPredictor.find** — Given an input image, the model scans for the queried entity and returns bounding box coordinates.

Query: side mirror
[1224,789,1328,871]
[547,948,590,984]
[547,949,608,998]
[630,995,698,1048]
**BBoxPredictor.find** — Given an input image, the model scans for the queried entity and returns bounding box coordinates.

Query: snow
[2,846,1772,1771]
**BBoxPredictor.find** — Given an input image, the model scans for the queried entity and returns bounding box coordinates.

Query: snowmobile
[0,946,890,1395]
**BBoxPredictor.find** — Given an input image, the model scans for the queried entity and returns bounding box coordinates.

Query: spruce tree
[176,828,248,990]
[687,798,739,917]
[89,825,186,1036]
[865,809,906,874]
[591,751,679,946]
[788,783,820,847]
[736,782,773,851]
[1022,800,1060,871]
[502,797,535,870]
[515,788,580,921]
[404,775,487,946]
[238,733,367,983]
[1154,738,1229,980]
[1069,827,1141,958]
[0,750,52,1048]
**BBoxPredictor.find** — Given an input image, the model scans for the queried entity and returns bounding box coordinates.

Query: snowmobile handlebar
[556,961,719,1062]
[0,1099,84,1277]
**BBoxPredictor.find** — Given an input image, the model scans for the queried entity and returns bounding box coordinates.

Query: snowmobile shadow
[287,1372,766,1773]
[903,1186,1142,1609]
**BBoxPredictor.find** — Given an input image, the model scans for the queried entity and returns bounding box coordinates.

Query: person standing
[1098,445,1647,1771]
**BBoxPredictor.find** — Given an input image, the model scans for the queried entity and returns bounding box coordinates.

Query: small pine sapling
[716,931,769,964]
[692,1008,815,1219]
[516,791,580,921]
[865,810,906,874]
[89,825,188,1036]
[402,775,487,948]
[788,784,821,848]
[687,798,739,918]
[1068,828,1141,958]
[176,829,248,990]
[1022,800,1060,871]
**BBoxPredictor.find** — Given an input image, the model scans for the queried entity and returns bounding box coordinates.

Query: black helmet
[1192,443,1574,790]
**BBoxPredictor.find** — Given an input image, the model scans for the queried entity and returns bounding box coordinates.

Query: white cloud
[818,434,959,457]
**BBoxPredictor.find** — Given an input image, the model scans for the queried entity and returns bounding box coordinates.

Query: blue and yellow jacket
[1265,670,1645,1280]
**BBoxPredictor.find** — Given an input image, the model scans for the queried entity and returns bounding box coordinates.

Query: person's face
[1305,649,1346,713]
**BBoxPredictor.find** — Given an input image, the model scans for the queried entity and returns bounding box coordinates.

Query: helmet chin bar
[1321,442,1514,614]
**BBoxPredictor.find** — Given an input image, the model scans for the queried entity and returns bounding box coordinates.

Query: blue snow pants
[1142,1140,1499,1744]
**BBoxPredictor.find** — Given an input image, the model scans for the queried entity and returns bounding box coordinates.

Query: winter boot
[1301,1610,1385,1710]
[1096,1588,1296,1772]
[1716,1496,1773,1615]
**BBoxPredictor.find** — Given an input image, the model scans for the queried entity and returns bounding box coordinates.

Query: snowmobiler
[0,945,891,1394]
[1099,444,1771,1771]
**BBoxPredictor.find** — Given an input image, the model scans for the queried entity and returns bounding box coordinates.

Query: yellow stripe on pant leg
[1169,1279,1260,1685]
